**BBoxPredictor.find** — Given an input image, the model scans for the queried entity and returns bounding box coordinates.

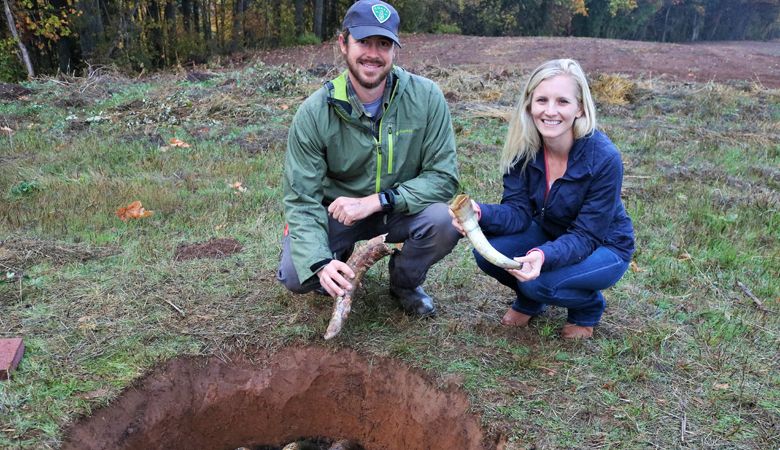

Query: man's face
[339,34,395,91]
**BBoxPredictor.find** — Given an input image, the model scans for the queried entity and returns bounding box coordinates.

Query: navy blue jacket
[479,130,635,271]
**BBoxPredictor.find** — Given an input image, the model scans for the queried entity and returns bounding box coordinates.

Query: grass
[1,60,778,449]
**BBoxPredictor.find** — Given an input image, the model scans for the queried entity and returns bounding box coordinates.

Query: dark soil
[256,34,780,88]
[0,82,32,101]
[174,237,243,261]
[61,347,488,450]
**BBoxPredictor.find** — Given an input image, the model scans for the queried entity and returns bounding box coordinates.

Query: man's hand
[507,250,543,282]
[328,195,382,226]
[316,260,356,298]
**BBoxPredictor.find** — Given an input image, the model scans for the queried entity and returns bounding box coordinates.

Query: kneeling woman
[453,59,635,339]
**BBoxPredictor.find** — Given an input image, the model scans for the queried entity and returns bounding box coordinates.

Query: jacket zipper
[542,180,561,222]
[375,138,382,193]
[380,81,400,185]
[374,117,384,192]
[387,125,393,174]
[332,80,399,194]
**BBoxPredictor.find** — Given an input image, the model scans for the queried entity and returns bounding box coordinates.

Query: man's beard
[347,57,391,90]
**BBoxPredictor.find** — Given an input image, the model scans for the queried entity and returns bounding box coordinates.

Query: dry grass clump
[591,73,636,106]
[431,66,525,105]
[461,104,511,122]
[37,66,136,102]
[0,236,117,272]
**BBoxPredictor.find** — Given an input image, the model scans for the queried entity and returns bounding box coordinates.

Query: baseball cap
[342,0,401,47]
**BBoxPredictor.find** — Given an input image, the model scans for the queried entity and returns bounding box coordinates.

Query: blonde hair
[500,59,597,174]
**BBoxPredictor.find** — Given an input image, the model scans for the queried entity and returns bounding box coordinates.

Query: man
[277,0,460,317]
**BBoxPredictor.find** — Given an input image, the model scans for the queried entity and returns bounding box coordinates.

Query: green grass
[1,63,778,449]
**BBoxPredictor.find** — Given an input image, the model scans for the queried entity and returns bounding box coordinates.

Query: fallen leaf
[678,252,692,261]
[713,383,729,390]
[230,181,247,193]
[116,200,154,221]
[280,104,289,110]
[169,137,191,148]
[629,261,643,273]
[0,126,13,136]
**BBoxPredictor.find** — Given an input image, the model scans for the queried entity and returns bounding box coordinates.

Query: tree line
[2,0,779,80]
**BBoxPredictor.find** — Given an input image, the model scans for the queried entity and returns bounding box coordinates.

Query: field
[1,35,779,449]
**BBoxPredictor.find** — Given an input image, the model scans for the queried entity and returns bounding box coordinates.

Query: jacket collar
[325,66,408,117]
[528,131,599,180]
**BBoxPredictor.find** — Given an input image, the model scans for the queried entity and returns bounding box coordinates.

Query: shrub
[434,23,462,35]
[0,39,26,82]
[296,32,322,46]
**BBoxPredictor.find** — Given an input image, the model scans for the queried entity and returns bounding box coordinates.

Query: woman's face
[529,75,583,146]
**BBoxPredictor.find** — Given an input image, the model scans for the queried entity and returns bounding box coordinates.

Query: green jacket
[283,66,459,283]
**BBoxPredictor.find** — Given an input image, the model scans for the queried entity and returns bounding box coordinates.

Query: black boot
[390,286,436,317]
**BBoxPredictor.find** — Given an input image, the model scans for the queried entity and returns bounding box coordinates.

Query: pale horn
[449,194,522,270]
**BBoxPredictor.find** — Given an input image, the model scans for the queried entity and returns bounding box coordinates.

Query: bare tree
[294,0,304,37]
[2,0,34,78]
[314,0,323,39]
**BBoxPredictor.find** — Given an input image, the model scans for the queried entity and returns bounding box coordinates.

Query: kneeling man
[277,0,460,317]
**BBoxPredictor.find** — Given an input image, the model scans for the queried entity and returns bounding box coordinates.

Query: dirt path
[257,34,780,87]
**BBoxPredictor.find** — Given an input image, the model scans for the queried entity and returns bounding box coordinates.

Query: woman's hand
[507,250,543,282]
[448,199,481,236]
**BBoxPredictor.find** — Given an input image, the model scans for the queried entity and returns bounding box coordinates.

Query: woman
[452,59,635,339]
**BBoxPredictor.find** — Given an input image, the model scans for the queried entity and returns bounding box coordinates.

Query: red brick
[0,338,24,380]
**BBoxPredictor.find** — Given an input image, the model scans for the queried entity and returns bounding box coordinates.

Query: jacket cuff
[476,202,497,232]
[310,258,332,274]
[392,186,409,213]
[527,248,545,266]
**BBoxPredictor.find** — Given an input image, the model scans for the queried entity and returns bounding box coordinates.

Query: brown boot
[561,322,594,340]
[500,308,532,327]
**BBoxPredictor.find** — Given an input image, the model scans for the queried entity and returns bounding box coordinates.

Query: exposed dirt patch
[61,347,488,450]
[173,237,244,261]
[256,34,780,87]
[65,119,91,133]
[53,93,90,108]
[185,71,217,83]
[0,83,32,101]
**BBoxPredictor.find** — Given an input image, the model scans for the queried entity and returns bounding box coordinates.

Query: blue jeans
[473,222,629,327]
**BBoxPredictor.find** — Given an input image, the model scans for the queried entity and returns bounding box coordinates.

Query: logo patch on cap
[371,4,391,23]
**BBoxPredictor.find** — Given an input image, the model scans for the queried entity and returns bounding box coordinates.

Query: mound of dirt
[61,347,489,450]
[174,237,243,261]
